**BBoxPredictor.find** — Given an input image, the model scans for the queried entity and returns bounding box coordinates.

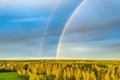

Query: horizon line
[0,57,120,60]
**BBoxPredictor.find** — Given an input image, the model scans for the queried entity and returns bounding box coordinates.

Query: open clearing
[0,72,23,80]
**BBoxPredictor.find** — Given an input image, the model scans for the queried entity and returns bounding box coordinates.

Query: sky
[0,0,120,60]
[0,0,82,59]
[58,0,120,60]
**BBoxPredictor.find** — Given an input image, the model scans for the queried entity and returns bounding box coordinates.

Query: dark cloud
[62,11,120,45]
[58,0,120,59]
[0,30,61,45]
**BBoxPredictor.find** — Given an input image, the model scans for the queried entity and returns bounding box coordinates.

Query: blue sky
[0,0,120,60]
[0,0,82,59]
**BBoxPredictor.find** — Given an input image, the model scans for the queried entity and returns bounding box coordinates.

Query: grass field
[0,72,23,80]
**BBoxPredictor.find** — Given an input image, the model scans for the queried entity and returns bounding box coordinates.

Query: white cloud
[0,57,56,60]
[9,17,47,23]
[0,0,67,9]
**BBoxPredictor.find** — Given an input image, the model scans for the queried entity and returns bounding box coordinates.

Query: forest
[0,60,120,80]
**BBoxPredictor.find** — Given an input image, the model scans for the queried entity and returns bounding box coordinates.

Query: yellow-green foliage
[0,60,120,80]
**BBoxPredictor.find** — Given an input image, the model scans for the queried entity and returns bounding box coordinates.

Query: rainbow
[40,2,62,55]
[56,0,87,59]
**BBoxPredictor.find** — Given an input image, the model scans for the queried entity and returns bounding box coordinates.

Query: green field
[0,72,23,80]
